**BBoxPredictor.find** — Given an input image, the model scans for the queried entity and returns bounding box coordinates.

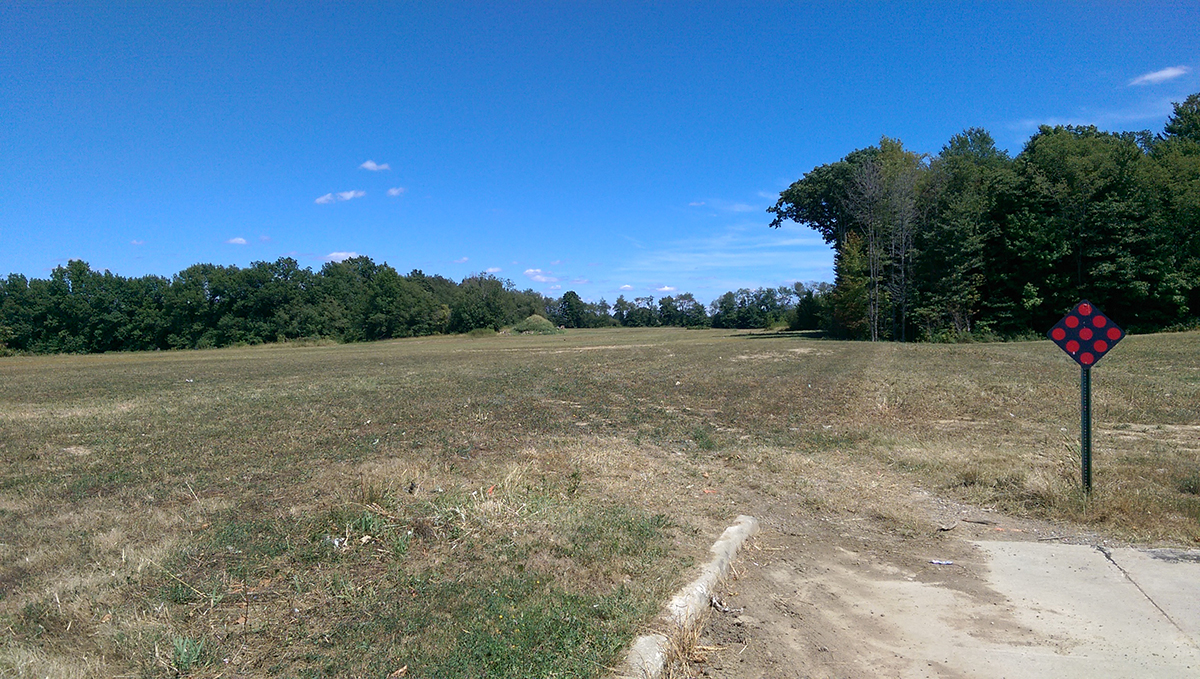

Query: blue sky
[2,2,1198,304]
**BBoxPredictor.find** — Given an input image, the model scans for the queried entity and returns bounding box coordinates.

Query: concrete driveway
[693,533,1200,678]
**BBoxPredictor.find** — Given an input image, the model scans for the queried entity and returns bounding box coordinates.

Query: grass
[1,328,1198,676]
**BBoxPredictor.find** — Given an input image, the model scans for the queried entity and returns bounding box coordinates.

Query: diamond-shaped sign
[1047,299,1124,368]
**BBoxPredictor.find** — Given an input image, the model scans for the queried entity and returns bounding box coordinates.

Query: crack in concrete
[1095,545,1199,650]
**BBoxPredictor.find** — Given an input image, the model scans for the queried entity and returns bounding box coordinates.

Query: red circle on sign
[1079,327,1093,340]
[1066,340,1080,353]
[1065,316,1080,328]
[1094,340,1108,353]
[1051,328,1066,341]
[1080,352,1095,365]
[1107,327,1121,340]
[1079,303,1093,316]
[1093,316,1107,328]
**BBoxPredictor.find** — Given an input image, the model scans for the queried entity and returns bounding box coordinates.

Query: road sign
[1047,300,1124,367]
[1047,300,1124,494]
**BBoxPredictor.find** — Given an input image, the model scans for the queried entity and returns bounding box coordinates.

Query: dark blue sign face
[1048,300,1124,368]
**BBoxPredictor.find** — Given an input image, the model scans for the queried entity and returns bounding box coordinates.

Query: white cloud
[1130,66,1190,86]
[325,251,361,262]
[550,259,562,265]
[360,160,390,171]
[486,267,502,273]
[572,278,591,285]
[454,257,469,264]
[226,237,248,245]
[387,187,406,197]
[524,268,560,283]
[130,239,144,245]
[259,235,271,242]
[549,285,562,290]
[315,190,366,204]
[689,201,706,206]
[617,222,832,298]
[656,285,677,292]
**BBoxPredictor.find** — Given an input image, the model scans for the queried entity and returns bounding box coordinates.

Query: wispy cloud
[325,251,361,262]
[259,235,271,242]
[226,237,248,245]
[317,190,367,204]
[689,199,760,212]
[656,285,676,292]
[1130,66,1190,86]
[360,160,390,171]
[130,240,144,246]
[618,222,832,297]
[387,187,406,197]
[486,267,502,273]
[453,257,469,264]
[1011,97,1178,134]
[703,199,763,214]
[550,260,562,265]
[549,285,562,290]
[524,268,559,283]
[571,278,591,285]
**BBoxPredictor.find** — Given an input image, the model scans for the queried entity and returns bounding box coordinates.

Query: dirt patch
[680,488,1115,678]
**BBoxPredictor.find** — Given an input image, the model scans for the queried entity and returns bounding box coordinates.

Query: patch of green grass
[315,574,652,678]
[204,516,291,576]
[554,506,671,574]
[65,467,141,499]
[134,486,684,676]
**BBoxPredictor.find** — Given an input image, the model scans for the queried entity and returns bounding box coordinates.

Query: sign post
[1047,300,1124,494]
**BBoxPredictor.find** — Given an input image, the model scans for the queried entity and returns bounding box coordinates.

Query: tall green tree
[914,128,1011,338]
[829,233,870,339]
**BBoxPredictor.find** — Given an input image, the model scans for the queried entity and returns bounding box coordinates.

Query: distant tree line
[0,257,553,353]
[0,253,828,354]
[769,92,1200,340]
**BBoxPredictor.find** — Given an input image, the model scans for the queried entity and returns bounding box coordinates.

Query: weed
[1178,471,1200,496]
[692,427,716,451]
[171,636,205,674]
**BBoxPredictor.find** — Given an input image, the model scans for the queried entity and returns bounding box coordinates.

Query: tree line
[0,254,824,354]
[0,258,545,353]
[769,93,1200,340]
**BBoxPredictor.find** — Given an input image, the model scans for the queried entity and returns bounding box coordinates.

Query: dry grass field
[1,328,1197,678]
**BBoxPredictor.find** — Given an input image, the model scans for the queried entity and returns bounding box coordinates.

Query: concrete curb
[612,514,760,679]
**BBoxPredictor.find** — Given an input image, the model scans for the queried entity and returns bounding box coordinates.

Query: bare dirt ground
[681,485,1200,678]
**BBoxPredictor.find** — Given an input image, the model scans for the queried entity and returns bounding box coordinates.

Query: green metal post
[1081,366,1092,494]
